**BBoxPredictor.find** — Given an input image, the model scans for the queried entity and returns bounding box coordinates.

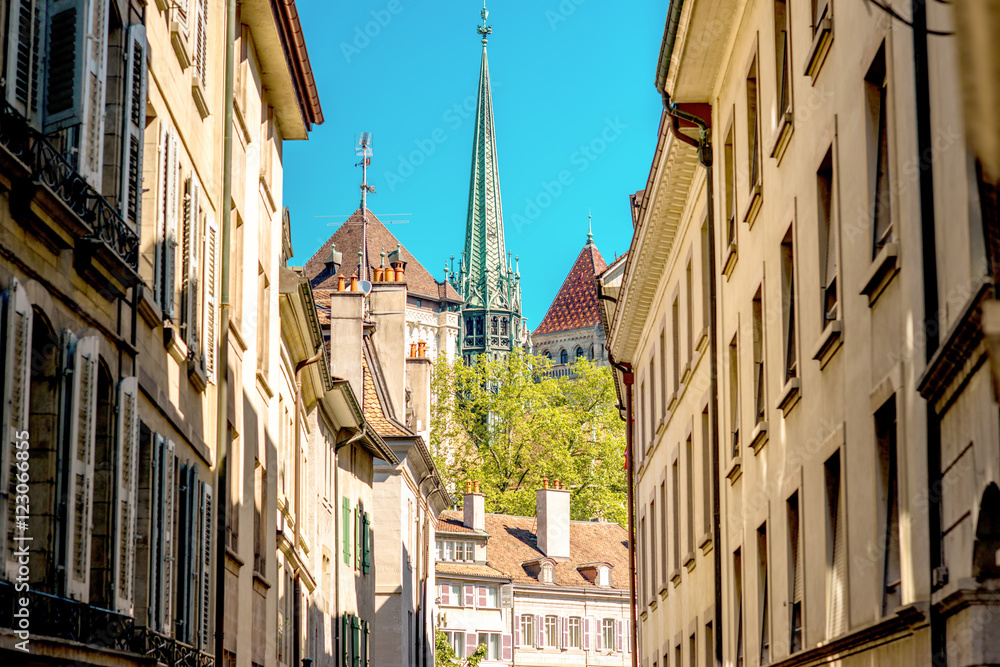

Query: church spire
[456,2,524,359]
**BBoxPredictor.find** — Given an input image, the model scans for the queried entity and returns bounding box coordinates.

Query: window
[774,0,791,116]
[436,540,474,562]
[602,619,615,651]
[482,584,500,608]
[752,288,765,425]
[730,335,740,457]
[672,296,680,393]
[638,381,646,455]
[661,327,669,414]
[813,0,830,28]
[478,633,502,660]
[256,266,269,374]
[701,221,711,331]
[788,492,803,653]
[734,548,744,667]
[780,228,797,381]
[253,460,266,573]
[702,409,711,537]
[649,502,657,598]
[660,481,669,588]
[543,349,551,359]
[544,616,559,647]
[439,582,462,606]
[541,562,555,583]
[817,147,838,322]
[649,357,658,428]
[747,55,762,191]
[576,346,584,358]
[520,615,535,647]
[639,516,648,606]
[725,126,737,247]
[686,260,693,363]
[569,617,582,648]
[704,621,714,667]
[866,46,893,256]
[690,634,697,667]
[876,397,901,615]
[560,349,569,364]
[686,436,695,555]
[155,125,180,317]
[444,630,465,658]
[758,523,770,665]
[825,451,846,638]
[672,461,681,571]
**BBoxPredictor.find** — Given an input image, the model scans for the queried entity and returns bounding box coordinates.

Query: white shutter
[171,0,189,37]
[182,177,201,348]
[513,614,520,646]
[594,616,602,651]
[64,334,99,601]
[1,278,33,581]
[583,617,590,651]
[203,214,218,381]
[119,24,147,227]
[45,0,109,187]
[158,437,176,632]
[113,376,139,614]
[198,481,213,650]
[4,0,46,121]
[193,0,208,87]
[164,130,180,319]
[154,124,168,310]
[148,433,163,627]
[536,615,543,647]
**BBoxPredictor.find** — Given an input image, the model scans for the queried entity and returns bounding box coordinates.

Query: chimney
[536,481,571,559]
[464,480,485,532]
[369,281,407,415]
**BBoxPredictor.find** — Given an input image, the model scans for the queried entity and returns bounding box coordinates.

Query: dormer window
[577,561,613,587]
[598,565,611,587]
[541,562,555,584]
[436,539,475,562]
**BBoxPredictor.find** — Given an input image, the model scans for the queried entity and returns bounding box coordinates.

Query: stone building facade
[603,1,998,666]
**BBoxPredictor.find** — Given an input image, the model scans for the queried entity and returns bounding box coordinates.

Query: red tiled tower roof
[533,241,608,336]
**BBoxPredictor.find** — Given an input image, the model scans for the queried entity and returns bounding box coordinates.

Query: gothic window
[501,317,508,336]
[560,349,569,365]
[475,317,484,336]
[575,347,584,358]
[491,317,498,335]
[543,350,551,360]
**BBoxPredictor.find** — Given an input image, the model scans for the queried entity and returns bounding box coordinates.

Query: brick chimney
[464,480,485,532]
[536,479,570,559]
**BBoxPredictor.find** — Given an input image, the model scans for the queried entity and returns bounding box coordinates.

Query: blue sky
[284,0,668,326]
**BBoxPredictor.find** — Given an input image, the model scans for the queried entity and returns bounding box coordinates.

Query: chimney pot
[465,480,472,494]
[385,267,395,282]
[542,477,549,489]
[337,275,346,292]
[350,275,358,291]
[410,342,417,358]
[473,480,480,493]
[418,340,427,357]
[374,267,385,282]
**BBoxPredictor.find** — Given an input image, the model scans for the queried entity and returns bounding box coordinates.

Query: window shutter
[478,585,487,608]
[354,505,360,570]
[182,176,201,348]
[617,619,623,652]
[113,376,140,614]
[5,0,46,121]
[148,433,163,628]
[513,614,520,646]
[536,615,543,647]
[175,462,195,643]
[351,616,361,667]
[828,494,847,637]
[342,498,351,564]
[463,583,474,607]
[595,617,602,651]
[342,615,350,667]
[562,616,569,649]
[154,437,176,632]
[202,214,218,381]
[63,333,99,601]
[361,511,371,574]
[193,0,208,87]
[1,277,33,581]
[154,125,168,310]
[364,619,370,667]
[465,631,477,658]
[164,130,180,319]
[502,633,512,660]
[625,620,631,652]
[198,481,212,648]
[45,0,109,186]
[583,617,590,650]
[119,24,147,227]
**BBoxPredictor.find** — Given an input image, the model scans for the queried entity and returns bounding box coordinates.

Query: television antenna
[356,132,374,282]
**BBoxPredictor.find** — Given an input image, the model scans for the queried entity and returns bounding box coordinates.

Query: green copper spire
[454,2,524,360]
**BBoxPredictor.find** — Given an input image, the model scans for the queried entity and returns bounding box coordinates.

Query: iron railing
[0,103,140,272]
[132,626,215,667]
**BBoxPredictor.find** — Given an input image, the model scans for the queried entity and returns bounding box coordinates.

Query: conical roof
[534,239,608,336]
[302,209,462,303]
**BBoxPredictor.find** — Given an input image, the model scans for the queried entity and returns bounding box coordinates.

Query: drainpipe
[910,0,944,662]
[609,355,637,666]
[214,0,236,662]
[294,348,324,564]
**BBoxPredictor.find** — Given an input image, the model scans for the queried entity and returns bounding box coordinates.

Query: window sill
[776,377,801,415]
[188,358,208,393]
[698,532,713,554]
[230,321,248,353]
[750,420,769,454]
[804,16,834,81]
[670,569,682,587]
[164,323,188,363]
[257,370,273,399]
[680,361,692,386]
[252,571,271,592]
[137,284,163,328]
[657,415,666,436]
[683,552,696,572]
[860,242,899,306]
[723,241,738,279]
[768,111,794,164]
[696,327,709,354]
[667,390,678,413]
[234,99,252,145]
[726,456,743,484]
[742,184,763,230]
[649,599,658,612]
[170,23,192,70]
[192,75,210,120]
[812,319,843,368]
[640,609,648,621]
[260,174,277,213]
[659,585,670,600]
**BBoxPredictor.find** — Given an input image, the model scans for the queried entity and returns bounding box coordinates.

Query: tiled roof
[302,209,462,304]
[361,340,411,438]
[436,514,482,534]
[533,241,608,336]
[435,562,508,580]
[436,511,629,589]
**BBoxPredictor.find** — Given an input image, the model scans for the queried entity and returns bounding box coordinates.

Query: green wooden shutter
[342,498,351,564]
[342,614,350,667]
[354,505,360,570]
[362,512,371,574]
[352,616,362,667]
[364,619,370,667]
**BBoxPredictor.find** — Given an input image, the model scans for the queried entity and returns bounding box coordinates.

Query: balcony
[0,104,141,298]
[132,626,215,667]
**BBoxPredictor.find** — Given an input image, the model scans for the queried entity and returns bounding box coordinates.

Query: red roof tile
[533,242,608,336]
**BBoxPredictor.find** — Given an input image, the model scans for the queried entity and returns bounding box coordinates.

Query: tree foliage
[430,350,626,525]
[435,629,486,667]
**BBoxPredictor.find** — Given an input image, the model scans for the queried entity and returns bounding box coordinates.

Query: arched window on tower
[560,349,569,365]
[576,347,584,359]
[491,317,498,336]
[542,350,552,360]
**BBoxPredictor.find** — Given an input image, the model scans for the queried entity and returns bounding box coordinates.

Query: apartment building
[435,482,632,667]
[604,0,996,666]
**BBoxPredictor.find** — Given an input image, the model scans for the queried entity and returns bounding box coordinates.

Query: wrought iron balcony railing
[132,626,215,667]
[0,103,140,273]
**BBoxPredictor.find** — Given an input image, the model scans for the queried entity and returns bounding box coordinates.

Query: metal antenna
[356,132,375,282]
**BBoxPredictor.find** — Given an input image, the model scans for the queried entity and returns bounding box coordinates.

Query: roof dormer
[577,562,614,587]
[522,556,558,584]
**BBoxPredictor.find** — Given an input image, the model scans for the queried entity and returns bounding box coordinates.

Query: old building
[604,0,996,666]
[435,482,632,666]
[532,223,611,377]
[450,5,526,361]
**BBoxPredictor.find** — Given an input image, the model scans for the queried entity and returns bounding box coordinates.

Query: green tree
[435,629,486,667]
[430,349,626,525]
